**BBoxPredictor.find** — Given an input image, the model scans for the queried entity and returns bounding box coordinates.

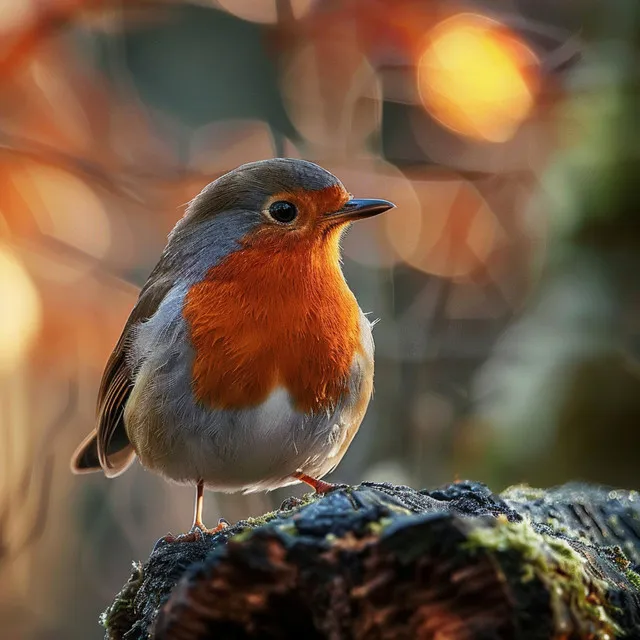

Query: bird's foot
[158,518,230,545]
[293,472,347,495]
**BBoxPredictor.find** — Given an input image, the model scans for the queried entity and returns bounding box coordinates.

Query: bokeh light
[385,177,500,279]
[327,158,420,268]
[0,246,42,373]
[14,165,112,262]
[417,13,540,143]
[280,36,382,150]
[0,0,35,34]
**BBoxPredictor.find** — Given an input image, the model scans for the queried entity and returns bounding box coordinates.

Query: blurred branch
[0,131,144,202]
[0,131,213,205]
[0,0,175,79]
[487,12,583,74]
[22,234,142,293]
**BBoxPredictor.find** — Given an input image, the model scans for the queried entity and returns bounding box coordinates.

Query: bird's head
[171,159,395,265]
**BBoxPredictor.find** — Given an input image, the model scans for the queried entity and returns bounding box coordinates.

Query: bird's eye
[268,200,298,224]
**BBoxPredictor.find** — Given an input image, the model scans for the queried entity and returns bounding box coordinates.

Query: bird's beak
[324,198,395,223]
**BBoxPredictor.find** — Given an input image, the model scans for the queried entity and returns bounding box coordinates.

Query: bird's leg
[187,479,229,536]
[192,478,206,531]
[159,480,229,544]
[293,472,343,494]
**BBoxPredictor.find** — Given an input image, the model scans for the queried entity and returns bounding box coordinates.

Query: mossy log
[104,481,640,639]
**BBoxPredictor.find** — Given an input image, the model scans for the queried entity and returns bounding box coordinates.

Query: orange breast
[183,231,362,414]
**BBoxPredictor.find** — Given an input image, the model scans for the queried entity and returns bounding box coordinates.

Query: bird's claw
[211,517,231,533]
[156,518,230,547]
[315,482,349,495]
[293,472,348,495]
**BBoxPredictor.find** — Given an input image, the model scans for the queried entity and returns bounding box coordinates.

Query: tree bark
[102,481,640,639]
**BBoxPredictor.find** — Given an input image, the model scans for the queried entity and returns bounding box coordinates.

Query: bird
[70,158,395,537]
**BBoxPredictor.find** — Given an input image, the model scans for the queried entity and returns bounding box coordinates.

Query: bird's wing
[97,259,176,474]
[72,258,175,477]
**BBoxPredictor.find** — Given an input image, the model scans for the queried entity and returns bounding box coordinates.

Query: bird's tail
[70,429,136,477]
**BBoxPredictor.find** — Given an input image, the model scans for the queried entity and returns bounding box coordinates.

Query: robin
[71,158,395,536]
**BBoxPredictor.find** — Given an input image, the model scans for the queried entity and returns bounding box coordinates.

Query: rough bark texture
[103,481,640,639]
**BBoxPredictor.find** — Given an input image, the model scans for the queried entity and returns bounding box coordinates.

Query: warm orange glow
[417,13,539,143]
[0,246,42,373]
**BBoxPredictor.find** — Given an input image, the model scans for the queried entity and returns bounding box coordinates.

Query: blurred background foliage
[0,0,638,637]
